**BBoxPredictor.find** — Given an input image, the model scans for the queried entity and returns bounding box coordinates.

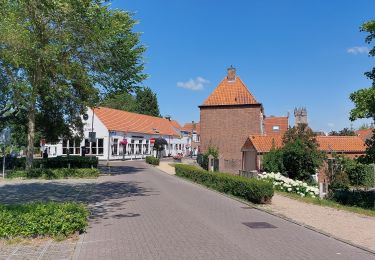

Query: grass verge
[6,168,100,179]
[0,202,89,239]
[276,191,375,218]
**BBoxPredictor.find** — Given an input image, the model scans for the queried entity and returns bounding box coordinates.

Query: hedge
[7,168,100,179]
[2,156,98,170]
[0,202,89,238]
[175,164,274,204]
[146,156,160,166]
[328,190,375,210]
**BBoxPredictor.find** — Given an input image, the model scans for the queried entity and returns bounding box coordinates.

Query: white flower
[287,188,292,192]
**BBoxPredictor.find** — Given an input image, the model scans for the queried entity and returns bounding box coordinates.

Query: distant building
[181,122,200,155]
[356,128,373,141]
[294,107,308,126]
[263,116,289,136]
[199,67,263,173]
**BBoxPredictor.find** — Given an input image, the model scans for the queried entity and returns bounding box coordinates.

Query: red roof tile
[170,120,182,130]
[316,136,366,153]
[93,107,179,136]
[247,135,366,153]
[202,77,258,106]
[182,122,200,135]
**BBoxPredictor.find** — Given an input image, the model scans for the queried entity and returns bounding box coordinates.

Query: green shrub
[7,168,99,179]
[0,202,89,238]
[328,190,375,210]
[175,164,274,204]
[262,147,285,173]
[346,162,374,188]
[145,156,159,166]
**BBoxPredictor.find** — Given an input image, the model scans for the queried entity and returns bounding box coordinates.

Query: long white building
[45,107,189,160]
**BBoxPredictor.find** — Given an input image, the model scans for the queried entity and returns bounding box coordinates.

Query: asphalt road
[73,161,375,260]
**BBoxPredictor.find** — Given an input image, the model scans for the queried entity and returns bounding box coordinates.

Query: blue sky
[111,0,374,132]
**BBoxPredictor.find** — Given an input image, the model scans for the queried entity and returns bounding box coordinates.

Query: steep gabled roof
[201,77,259,106]
[93,107,179,136]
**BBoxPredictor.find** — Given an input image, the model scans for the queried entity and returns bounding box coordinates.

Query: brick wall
[200,105,262,174]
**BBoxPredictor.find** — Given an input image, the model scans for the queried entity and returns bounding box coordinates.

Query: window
[272,125,280,132]
[130,140,135,154]
[136,140,142,154]
[91,140,97,154]
[98,139,104,155]
[62,138,82,155]
[112,138,118,155]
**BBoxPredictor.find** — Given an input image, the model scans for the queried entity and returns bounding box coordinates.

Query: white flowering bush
[258,172,319,198]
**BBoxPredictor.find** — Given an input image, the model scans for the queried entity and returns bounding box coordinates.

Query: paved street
[74,161,374,260]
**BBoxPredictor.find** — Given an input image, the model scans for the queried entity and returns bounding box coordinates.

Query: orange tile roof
[264,116,289,136]
[356,129,373,141]
[170,120,182,130]
[182,122,200,135]
[247,135,366,153]
[316,136,366,153]
[246,135,282,152]
[93,107,179,136]
[201,76,258,106]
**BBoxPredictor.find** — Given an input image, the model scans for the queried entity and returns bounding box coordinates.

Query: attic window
[272,126,280,132]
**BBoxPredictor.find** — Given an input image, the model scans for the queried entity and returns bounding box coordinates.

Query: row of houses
[45,107,201,160]
[198,67,369,183]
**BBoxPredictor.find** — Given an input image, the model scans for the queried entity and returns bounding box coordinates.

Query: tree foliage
[0,0,146,168]
[262,146,284,173]
[135,87,160,117]
[101,87,160,117]
[263,124,324,181]
[328,128,356,136]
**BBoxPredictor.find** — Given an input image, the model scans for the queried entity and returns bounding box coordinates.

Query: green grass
[0,202,89,239]
[276,191,375,218]
[6,168,100,179]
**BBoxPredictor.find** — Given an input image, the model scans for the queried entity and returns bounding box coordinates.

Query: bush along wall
[145,156,160,166]
[4,156,99,170]
[7,168,100,179]
[175,164,274,204]
[0,202,89,239]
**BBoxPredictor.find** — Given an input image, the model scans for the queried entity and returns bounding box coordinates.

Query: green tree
[349,20,375,163]
[0,1,146,168]
[135,87,160,117]
[101,92,137,112]
[328,128,356,136]
[282,124,324,181]
[262,146,284,173]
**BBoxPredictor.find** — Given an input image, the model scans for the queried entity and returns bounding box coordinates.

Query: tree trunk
[26,101,36,170]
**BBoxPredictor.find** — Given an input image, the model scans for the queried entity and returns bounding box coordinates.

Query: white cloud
[347,46,369,54]
[177,77,210,91]
[328,122,335,128]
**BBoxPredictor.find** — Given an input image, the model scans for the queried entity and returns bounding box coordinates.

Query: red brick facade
[200,105,263,173]
[199,68,264,174]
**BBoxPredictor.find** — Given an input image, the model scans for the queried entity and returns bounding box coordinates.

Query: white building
[47,107,190,160]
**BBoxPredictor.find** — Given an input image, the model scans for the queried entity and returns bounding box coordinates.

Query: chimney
[165,115,171,121]
[227,66,236,81]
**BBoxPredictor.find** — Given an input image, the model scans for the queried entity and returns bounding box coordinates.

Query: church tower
[294,107,308,126]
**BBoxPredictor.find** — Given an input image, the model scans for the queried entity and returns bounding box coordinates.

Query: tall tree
[135,87,160,117]
[101,92,137,112]
[349,20,375,121]
[282,124,324,181]
[349,20,375,162]
[0,0,146,168]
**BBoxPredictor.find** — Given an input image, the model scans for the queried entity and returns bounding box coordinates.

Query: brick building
[241,135,366,183]
[199,67,264,173]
